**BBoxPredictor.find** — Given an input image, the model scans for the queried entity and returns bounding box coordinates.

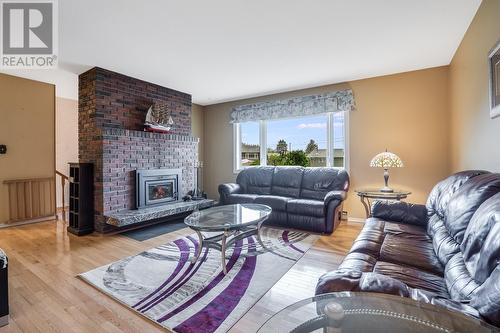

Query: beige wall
[56,97,78,208]
[203,67,450,219]
[0,74,55,223]
[191,103,204,163]
[449,0,500,173]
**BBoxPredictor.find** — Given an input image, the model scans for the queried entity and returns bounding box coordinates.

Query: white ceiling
[3,0,482,104]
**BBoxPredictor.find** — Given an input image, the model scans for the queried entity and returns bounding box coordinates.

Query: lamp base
[380,186,394,193]
[381,169,393,193]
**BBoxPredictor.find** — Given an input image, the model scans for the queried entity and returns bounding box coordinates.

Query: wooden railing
[3,177,55,223]
[55,170,69,222]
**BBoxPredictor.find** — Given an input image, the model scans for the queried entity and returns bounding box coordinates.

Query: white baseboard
[347,217,366,224]
[0,215,55,228]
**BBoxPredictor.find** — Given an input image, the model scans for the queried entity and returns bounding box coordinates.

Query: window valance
[230,89,355,123]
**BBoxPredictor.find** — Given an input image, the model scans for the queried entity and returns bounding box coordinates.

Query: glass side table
[355,188,411,218]
[258,292,499,333]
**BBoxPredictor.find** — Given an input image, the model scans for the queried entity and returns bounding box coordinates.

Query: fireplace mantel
[102,127,199,143]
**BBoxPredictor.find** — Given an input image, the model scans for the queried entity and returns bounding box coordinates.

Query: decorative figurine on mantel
[144,100,174,133]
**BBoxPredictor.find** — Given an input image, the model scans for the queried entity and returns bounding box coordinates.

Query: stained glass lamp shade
[370,151,404,192]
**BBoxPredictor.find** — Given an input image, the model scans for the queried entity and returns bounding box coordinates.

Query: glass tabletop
[184,204,272,231]
[356,188,411,198]
[258,292,499,333]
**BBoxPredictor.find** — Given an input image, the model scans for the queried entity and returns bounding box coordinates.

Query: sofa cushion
[300,168,349,200]
[236,166,274,195]
[461,193,500,284]
[445,252,480,301]
[271,166,303,198]
[372,201,428,227]
[338,252,378,272]
[426,170,489,220]
[348,218,385,257]
[373,261,449,298]
[379,234,443,275]
[287,199,324,217]
[444,173,500,244]
[470,265,500,327]
[383,221,429,238]
[226,194,258,204]
[432,219,461,266]
[262,210,288,228]
[254,195,290,211]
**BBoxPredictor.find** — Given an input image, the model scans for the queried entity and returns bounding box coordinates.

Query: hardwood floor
[0,220,362,333]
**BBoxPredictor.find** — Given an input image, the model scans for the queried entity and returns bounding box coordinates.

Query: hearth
[136,169,182,209]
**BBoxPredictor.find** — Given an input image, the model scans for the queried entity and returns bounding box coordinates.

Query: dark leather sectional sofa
[316,170,500,327]
[218,166,349,234]
[0,249,7,327]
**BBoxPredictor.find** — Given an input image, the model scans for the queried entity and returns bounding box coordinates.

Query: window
[332,112,346,168]
[235,121,260,167]
[234,112,348,172]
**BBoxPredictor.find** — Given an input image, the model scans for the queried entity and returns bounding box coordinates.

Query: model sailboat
[144,101,174,133]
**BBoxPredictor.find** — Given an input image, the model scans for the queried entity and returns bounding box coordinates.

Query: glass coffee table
[258,292,499,333]
[184,204,272,274]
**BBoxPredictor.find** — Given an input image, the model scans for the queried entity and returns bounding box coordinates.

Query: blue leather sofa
[218,166,349,234]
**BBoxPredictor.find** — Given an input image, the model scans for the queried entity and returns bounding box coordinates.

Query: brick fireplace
[78,67,198,233]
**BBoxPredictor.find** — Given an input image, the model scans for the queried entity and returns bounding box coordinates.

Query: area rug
[78,228,318,333]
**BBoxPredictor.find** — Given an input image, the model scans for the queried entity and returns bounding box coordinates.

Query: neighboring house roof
[241,144,260,153]
[307,149,344,158]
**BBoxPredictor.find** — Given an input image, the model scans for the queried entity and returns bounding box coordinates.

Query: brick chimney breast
[78,67,197,233]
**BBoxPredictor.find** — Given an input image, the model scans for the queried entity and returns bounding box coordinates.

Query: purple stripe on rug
[173,237,257,333]
[133,238,194,308]
[138,241,210,313]
[157,239,244,323]
[282,230,305,254]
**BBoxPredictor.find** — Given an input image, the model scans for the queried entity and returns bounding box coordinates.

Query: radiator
[3,177,55,223]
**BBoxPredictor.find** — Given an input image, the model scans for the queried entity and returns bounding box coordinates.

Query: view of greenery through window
[239,113,345,168]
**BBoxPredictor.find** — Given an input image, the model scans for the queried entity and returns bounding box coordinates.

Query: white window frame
[233,112,349,173]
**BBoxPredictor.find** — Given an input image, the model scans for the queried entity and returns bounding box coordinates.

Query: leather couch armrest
[324,190,347,206]
[316,270,411,297]
[324,191,348,234]
[316,269,363,295]
[218,183,241,204]
[371,201,428,226]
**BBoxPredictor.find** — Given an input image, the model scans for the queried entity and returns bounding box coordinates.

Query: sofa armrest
[324,190,347,207]
[316,269,411,297]
[371,201,428,226]
[316,269,363,295]
[218,183,242,204]
[323,191,348,234]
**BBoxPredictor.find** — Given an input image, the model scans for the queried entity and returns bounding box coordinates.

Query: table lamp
[369,150,404,192]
